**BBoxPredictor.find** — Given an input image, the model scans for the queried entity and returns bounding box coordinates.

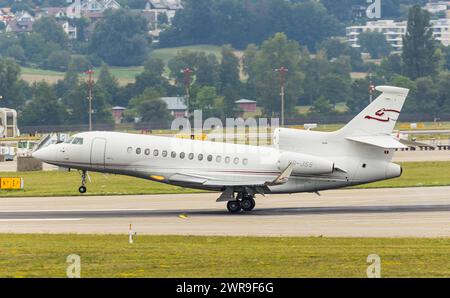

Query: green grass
[0,234,449,277]
[21,67,65,76]
[21,66,144,81]
[152,44,224,64]
[0,171,202,197]
[358,161,450,189]
[0,161,449,197]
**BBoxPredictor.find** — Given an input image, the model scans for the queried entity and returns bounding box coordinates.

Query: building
[35,7,68,19]
[235,99,257,113]
[5,11,35,33]
[431,18,450,46]
[346,18,450,52]
[66,0,121,19]
[0,8,15,23]
[111,106,126,124]
[161,97,187,118]
[424,1,450,14]
[60,20,78,40]
[144,0,183,22]
[0,108,19,138]
[346,20,407,53]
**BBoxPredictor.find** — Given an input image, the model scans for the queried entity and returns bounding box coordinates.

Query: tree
[435,72,450,114]
[160,0,340,50]
[389,75,417,112]
[19,33,60,67]
[402,5,439,79]
[97,63,119,105]
[378,54,403,80]
[33,17,68,49]
[309,96,335,116]
[358,31,393,59]
[21,82,66,125]
[219,45,240,114]
[129,88,173,123]
[319,73,352,108]
[0,58,25,109]
[46,50,71,71]
[195,53,219,88]
[414,77,438,116]
[287,0,342,51]
[246,33,305,117]
[62,82,113,125]
[89,9,150,66]
[131,58,170,104]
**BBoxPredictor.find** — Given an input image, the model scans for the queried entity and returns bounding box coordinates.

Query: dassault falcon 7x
[33,86,410,213]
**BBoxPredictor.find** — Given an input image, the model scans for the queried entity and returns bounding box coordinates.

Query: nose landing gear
[78,170,88,194]
[226,193,256,213]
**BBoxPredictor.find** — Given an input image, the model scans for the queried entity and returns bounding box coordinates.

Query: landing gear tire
[227,201,241,213]
[241,197,256,212]
[79,170,88,194]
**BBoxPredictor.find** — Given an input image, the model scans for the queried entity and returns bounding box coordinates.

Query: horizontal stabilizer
[346,135,407,149]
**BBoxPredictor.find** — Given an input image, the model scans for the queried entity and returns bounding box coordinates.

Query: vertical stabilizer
[340,86,409,137]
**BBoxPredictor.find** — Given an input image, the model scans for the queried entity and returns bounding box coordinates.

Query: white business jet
[33,86,409,213]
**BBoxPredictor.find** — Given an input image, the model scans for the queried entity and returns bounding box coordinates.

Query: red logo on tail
[365,108,400,122]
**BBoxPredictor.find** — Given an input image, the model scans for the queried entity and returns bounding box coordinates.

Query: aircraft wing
[169,163,294,188]
[346,135,407,149]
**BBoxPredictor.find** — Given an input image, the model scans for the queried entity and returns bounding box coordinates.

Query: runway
[1,186,450,237]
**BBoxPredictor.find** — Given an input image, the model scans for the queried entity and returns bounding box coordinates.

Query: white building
[424,1,450,14]
[346,19,450,53]
[66,0,121,19]
[431,18,450,46]
[144,0,183,24]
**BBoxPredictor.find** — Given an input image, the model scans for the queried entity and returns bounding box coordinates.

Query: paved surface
[0,160,57,172]
[393,150,450,162]
[0,187,449,237]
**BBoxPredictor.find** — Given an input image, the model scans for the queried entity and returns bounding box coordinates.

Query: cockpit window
[64,137,74,144]
[72,138,84,145]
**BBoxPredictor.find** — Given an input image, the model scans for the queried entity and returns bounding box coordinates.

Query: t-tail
[340,86,410,138]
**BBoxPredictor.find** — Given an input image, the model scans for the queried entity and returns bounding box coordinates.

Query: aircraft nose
[32,146,54,162]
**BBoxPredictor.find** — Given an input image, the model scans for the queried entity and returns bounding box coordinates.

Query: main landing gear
[78,170,88,194]
[226,193,256,214]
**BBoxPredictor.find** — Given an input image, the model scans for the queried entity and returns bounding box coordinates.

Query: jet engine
[278,152,335,175]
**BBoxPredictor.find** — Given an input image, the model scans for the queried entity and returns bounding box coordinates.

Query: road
[0,186,449,237]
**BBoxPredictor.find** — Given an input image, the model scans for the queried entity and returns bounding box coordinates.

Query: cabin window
[216,156,222,163]
[189,153,194,160]
[153,149,159,157]
[225,157,231,164]
[171,151,177,158]
[234,157,239,164]
[162,151,168,157]
[72,138,84,145]
[136,148,142,155]
[127,147,133,154]
[180,152,186,159]
[144,149,150,156]
[207,155,213,162]
[198,154,204,161]
[243,158,248,165]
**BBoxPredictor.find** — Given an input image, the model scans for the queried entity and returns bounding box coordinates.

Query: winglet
[266,163,294,186]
